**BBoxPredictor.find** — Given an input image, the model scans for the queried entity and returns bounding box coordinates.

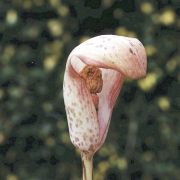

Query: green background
[0,0,179,179]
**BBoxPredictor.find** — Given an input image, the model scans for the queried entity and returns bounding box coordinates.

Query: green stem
[81,152,93,180]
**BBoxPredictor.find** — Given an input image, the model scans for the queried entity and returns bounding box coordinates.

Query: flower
[63,35,147,155]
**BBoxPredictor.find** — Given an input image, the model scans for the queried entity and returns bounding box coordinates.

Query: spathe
[63,35,147,154]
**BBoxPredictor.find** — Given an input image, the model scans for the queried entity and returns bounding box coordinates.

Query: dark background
[0,0,179,179]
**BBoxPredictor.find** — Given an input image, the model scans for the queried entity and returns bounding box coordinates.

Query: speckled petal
[63,60,99,152]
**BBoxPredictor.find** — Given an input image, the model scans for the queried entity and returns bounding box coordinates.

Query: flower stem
[81,152,93,180]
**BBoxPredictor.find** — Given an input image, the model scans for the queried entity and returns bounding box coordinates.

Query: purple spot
[88,129,93,133]
[75,137,79,142]
[129,48,135,55]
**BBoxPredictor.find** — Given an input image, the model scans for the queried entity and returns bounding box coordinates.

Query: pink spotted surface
[63,35,147,153]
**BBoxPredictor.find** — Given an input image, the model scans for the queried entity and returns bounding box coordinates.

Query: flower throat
[80,65,103,110]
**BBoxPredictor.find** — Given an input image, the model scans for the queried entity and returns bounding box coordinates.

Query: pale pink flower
[63,35,147,155]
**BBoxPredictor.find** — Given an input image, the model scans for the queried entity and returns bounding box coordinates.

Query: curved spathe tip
[63,35,147,153]
[71,35,147,79]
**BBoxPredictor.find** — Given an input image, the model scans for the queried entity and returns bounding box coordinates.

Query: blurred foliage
[0,0,179,180]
